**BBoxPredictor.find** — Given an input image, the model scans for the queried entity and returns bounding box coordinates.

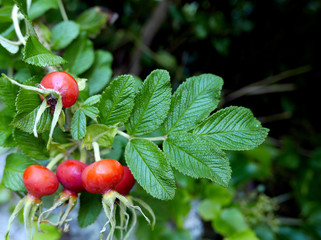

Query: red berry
[115,166,136,196]
[23,165,59,200]
[81,159,124,194]
[40,71,79,108]
[56,159,87,194]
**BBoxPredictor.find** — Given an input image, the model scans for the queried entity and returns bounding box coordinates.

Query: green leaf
[0,115,15,147]
[29,0,58,20]
[78,192,102,228]
[126,69,171,136]
[193,106,269,151]
[85,50,113,95]
[0,6,12,24]
[98,75,135,126]
[213,208,248,236]
[133,75,143,93]
[12,105,52,134]
[203,184,233,206]
[1,153,39,192]
[63,35,94,75]
[76,7,108,37]
[11,82,52,134]
[0,45,14,69]
[163,132,231,187]
[162,74,223,134]
[23,36,67,67]
[197,199,221,221]
[13,128,49,160]
[51,21,80,50]
[71,109,87,140]
[125,139,176,200]
[226,229,259,240]
[0,76,19,112]
[83,94,101,106]
[82,124,117,150]
[33,223,62,240]
[82,106,99,118]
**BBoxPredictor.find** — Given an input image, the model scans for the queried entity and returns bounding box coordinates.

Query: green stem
[80,148,87,163]
[46,153,65,170]
[117,130,131,139]
[117,130,167,141]
[92,142,101,162]
[138,136,167,141]
[57,0,68,21]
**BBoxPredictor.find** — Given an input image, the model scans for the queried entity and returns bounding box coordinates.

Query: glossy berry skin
[81,159,124,195]
[23,165,59,200]
[40,71,79,108]
[115,166,136,196]
[56,159,87,194]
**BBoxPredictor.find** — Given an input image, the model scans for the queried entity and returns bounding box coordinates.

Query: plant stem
[47,153,65,170]
[80,148,87,163]
[140,136,167,141]
[117,130,131,140]
[116,130,167,141]
[58,0,68,21]
[92,142,101,162]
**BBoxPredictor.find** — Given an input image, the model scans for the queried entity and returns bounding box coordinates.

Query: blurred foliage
[1,0,320,239]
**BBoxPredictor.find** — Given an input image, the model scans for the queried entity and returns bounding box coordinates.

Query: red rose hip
[56,159,87,194]
[40,71,79,108]
[23,165,59,200]
[81,159,124,194]
[115,166,136,196]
